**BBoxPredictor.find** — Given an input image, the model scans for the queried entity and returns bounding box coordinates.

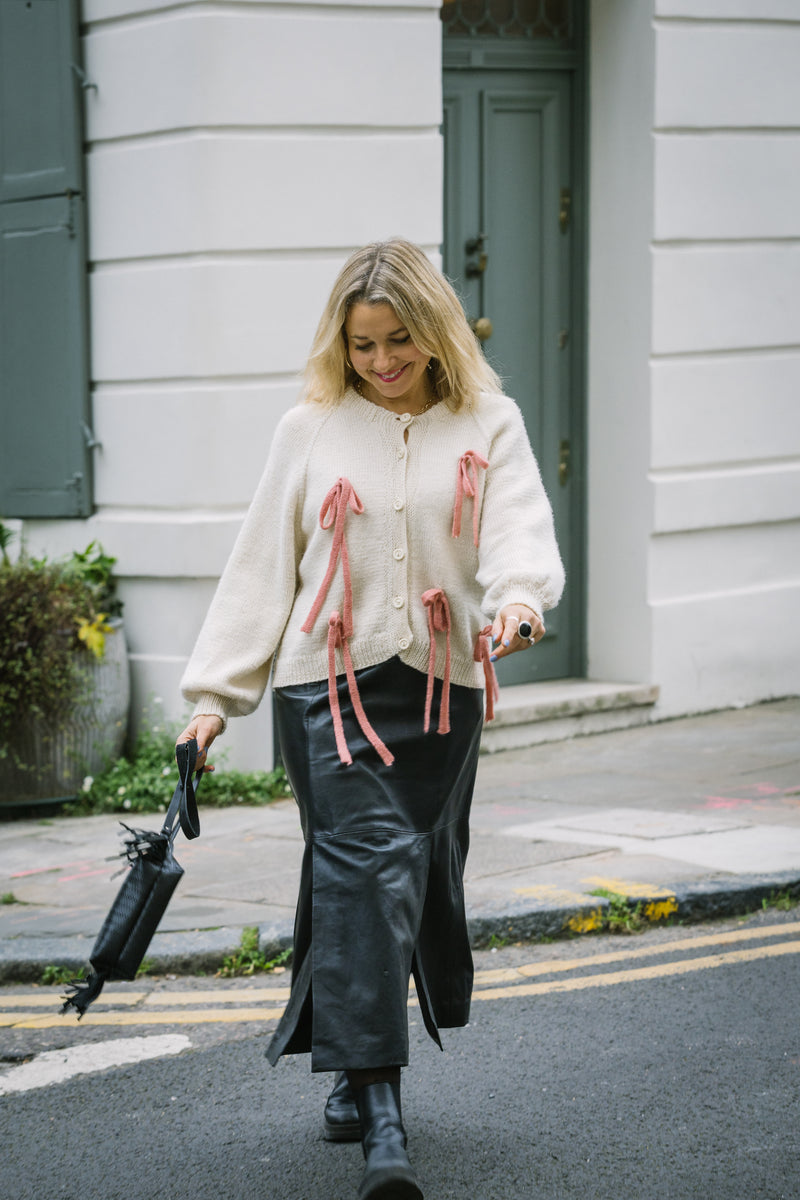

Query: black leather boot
[323,1072,362,1142]
[354,1080,423,1200]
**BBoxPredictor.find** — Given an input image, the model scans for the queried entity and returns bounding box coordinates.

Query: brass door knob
[471,317,493,341]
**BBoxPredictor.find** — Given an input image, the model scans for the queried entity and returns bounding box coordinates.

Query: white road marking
[0,1034,191,1095]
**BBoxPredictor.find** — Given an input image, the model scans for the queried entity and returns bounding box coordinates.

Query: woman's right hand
[176,714,224,773]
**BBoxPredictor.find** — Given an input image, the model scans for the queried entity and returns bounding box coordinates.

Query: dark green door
[443,6,585,685]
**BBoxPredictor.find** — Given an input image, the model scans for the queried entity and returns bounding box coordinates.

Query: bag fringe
[61,971,107,1019]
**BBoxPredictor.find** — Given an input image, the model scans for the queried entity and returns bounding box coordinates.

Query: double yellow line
[0,985,290,1030]
[1,921,798,1031]
[469,919,800,1000]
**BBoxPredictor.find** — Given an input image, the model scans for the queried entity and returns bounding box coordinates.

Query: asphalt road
[1,909,798,1200]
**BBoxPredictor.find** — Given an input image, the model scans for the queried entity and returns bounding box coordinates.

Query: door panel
[444,66,578,685]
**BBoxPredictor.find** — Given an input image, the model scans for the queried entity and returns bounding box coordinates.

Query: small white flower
[158,804,166,813]
[122,798,131,810]
[162,767,172,776]
[153,697,163,706]
[82,776,94,793]
[117,785,126,796]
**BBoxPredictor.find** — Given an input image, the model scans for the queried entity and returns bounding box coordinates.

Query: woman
[177,239,564,1200]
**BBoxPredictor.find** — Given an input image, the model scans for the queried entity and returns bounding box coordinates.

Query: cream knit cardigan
[181,389,565,728]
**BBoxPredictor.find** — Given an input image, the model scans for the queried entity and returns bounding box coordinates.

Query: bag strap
[163,739,203,842]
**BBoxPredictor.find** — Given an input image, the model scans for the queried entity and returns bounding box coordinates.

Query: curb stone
[671,871,800,924]
[467,872,800,948]
[2,874,798,985]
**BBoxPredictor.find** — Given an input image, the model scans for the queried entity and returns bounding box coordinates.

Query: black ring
[518,620,532,640]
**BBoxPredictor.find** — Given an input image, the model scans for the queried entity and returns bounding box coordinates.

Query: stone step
[480,678,660,753]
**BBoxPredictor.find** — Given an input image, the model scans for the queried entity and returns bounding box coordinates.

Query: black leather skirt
[265,656,483,1072]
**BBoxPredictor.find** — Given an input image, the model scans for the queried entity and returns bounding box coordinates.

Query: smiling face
[344,302,432,413]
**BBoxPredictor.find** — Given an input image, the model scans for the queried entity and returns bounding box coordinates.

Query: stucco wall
[589,0,800,716]
[587,0,656,690]
[649,0,800,713]
[28,0,444,768]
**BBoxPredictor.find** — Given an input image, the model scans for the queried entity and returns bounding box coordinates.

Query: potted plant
[0,523,130,810]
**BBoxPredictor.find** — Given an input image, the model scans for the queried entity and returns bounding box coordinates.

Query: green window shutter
[1,194,91,516]
[0,0,92,518]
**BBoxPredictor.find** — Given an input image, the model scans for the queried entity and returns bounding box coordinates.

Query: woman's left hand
[176,714,224,774]
[490,604,545,661]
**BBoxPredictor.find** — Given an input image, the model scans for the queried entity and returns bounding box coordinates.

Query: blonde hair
[303,239,502,409]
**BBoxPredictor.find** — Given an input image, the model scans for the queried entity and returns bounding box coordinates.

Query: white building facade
[12,0,800,768]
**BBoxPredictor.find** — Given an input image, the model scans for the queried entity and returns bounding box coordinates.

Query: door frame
[441,7,589,679]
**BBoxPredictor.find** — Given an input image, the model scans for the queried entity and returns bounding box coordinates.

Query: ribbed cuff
[191,693,230,735]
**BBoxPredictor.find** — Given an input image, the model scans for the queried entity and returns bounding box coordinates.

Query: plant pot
[0,619,130,808]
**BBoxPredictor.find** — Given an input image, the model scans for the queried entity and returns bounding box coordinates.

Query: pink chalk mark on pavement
[59,867,114,883]
[702,781,800,810]
[12,859,105,882]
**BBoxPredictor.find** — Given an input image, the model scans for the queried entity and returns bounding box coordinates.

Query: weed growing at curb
[589,888,648,934]
[1,893,18,905]
[38,957,154,988]
[217,926,293,978]
[761,888,799,913]
[40,964,83,987]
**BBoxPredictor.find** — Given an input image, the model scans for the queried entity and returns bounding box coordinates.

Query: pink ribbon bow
[301,477,364,637]
[452,450,489,547]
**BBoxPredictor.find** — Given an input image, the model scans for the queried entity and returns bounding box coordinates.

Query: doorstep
[480,678,660,753]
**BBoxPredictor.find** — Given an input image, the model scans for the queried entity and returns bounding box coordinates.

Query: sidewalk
[1,697,798,983]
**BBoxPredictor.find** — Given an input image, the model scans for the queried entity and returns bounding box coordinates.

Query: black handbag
[61,738,202,1018]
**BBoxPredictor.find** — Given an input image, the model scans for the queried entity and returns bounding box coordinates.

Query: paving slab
[464,834,604,880]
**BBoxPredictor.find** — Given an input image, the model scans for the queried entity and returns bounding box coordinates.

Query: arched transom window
[441,0,573,40]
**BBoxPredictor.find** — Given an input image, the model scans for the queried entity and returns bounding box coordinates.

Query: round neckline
[344,387,445,424]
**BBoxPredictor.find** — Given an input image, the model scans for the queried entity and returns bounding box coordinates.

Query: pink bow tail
[474,625,500,723]
[421,588,452,735]
[327,613,394,768]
